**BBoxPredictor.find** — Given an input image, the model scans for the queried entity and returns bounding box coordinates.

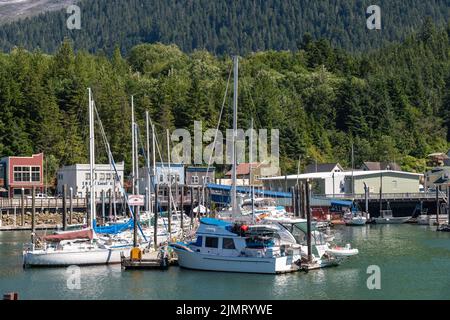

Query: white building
[137,163,185,194]
[57,163,124,198]
[261,170,423,195]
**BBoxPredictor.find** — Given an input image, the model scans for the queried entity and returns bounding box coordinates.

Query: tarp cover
[94,219,134,234]
[43,229,93,242]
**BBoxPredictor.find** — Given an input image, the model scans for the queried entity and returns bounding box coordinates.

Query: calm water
[1,225,450,300]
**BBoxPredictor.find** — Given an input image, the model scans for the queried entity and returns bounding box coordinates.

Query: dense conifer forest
[0,18,449,182]
[0,0,448,55]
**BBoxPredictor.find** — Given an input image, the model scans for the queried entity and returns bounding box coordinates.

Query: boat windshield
[281,222,327,245]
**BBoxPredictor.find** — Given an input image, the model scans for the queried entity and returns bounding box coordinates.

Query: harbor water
[1,224,450,300]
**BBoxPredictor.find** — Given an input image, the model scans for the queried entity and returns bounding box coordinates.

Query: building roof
[434,176,450,185]
[304,163,342,173]
[427,152,449,159]
[225,162,260,176]
[362,161,401,171]
[260,170,423,181]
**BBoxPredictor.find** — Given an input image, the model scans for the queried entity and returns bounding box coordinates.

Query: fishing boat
[171,216,357,273]
[170,217,303,274]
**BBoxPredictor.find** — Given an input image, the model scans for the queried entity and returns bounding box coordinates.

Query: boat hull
[23,246,131,267]
[344,218,367,226]
[373,217,409,224]
[173,248,301,274]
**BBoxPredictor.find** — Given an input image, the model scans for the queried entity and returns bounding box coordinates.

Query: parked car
[26,193,55,199]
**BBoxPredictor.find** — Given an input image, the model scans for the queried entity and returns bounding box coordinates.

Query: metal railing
[313,192,447,200]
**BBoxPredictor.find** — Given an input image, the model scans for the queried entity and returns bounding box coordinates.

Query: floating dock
[121,249,178,270]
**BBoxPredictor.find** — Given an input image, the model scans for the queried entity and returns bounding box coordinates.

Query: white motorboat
[325,243,359,257]
[170,218,303,274]
[417,215,448,226]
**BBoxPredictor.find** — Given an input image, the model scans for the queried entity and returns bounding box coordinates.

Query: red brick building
[0,153,44,198]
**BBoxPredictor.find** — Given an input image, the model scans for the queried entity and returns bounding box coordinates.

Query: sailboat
[23,89,144,267]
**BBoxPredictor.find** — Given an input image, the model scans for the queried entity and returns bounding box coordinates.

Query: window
[13,166,39,182]
[203,176,210,184]
[159,174,164,183]
[106,173,111,180]
[192,176,199,184]
[205,237,219,248]
[193,236,203,247]
[222,238,235,249]
[392,180,398,189]
[100,173,105,180]
[85,173,91,180]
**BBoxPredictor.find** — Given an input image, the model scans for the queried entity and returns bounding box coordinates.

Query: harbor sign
[128,195,144,206]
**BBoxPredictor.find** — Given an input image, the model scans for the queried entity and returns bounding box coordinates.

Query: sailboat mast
[131,96,135,195]
[231,56,239,216]
[167,129,172,236]
[88,88,96,228]
[146,111,152,214]
[250,118,255,223]
[152,124,156,180]
[351,142,354,195]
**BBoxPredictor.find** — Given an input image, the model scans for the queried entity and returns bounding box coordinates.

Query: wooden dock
[121,249,178,270]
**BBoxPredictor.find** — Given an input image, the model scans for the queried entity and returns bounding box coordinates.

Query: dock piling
[21,188,25,226]
[31,187,36,245]
[305,181,312,263]
[62,184,67,231]
[69,187,73,225]
[154,184,159,250]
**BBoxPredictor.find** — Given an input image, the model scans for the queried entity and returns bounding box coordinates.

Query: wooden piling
[101,190,106,225]
[190,186,194,227]
[305,181,312,263]
[436,187,440,225]
[291,187,296,216]
[69,188,73,225]
[31,186,36,245]
[154,184,159,250]
[21,188,25,226]
[180,185,184,231]
[168,185,172,237]
[62,184,67,231]
[108,189,112,222]
[86,188,90,226]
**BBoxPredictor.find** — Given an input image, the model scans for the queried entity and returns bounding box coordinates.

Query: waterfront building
[0,153,44,198]
[56,163,124,198]
[261,169,423,196]
[220,162,280,186]
[185,166,215,187]
[138,162,185,194]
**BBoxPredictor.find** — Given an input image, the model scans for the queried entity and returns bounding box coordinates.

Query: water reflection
[2,226,450,299]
